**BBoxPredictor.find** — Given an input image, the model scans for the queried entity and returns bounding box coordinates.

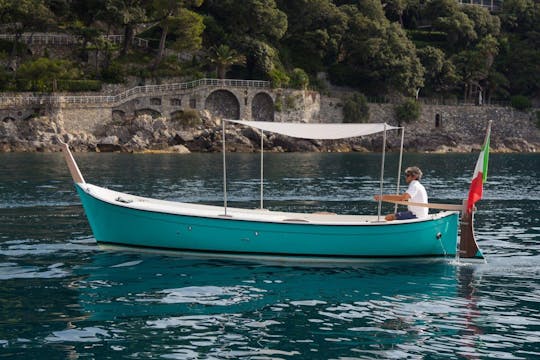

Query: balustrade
[0,79,271,106]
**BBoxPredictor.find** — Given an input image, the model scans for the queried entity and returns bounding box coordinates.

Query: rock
[132,116,154,133]
[99,135,119,145]
[503,137,535,152]
[270,134,319,152]
[352,144,369,152]
[125,134,148,151]
[241,126,263,143]
[169,144,190,153]
[174,131,195,142]
[152,118,167,131]
[0,120,18,139]
[106,125,131,143]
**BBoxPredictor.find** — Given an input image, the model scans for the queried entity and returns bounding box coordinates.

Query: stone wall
[60,106,112,134]
[274,90,322,123]
[1,84,538,152]
[367,103,538,149]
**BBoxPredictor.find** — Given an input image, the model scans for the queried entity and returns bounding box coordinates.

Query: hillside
[0,0,538,108]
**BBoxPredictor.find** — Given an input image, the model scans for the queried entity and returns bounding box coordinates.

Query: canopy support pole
[260,129,264,209]
[222,120,228,215]
[377,124,387,221]
[394,127,405,213]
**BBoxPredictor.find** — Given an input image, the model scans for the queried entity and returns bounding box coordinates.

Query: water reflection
[54,254,465,358]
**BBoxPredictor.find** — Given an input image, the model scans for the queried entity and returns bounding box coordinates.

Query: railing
[0,78,271,106]
[104,35,148,48]
[457,0,502,12]
[0,33,148,48]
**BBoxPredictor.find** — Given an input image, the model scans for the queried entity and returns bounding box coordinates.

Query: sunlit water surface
[0,152,538,359]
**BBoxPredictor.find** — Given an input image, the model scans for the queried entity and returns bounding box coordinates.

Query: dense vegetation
[0,0,538,104]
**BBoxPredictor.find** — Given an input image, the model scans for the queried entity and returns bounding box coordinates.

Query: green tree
[417,46,459,96]
[339,3,424,96]
[500,0,539,32]
[149,0,204,67]
[453,36,499,103]
[462,5,501,39]
[17,57,80,91]
[422,0,459,21]
[243,38,282,79]
[202,0,287,78]
[203,0,287,42]
[394,98,421,125]
[276,0,346,73]
[433,11,477,51]
[207,44,245,79]
[497,0,540,96]
[0,0,56,70]
[382,0,407,26]
[70,0,107,26]
[105,0,147,56]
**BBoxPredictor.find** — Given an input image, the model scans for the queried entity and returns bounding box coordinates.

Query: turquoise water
[0,152,539,359]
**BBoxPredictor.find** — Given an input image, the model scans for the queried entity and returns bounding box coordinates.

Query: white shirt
[405,180,428,218]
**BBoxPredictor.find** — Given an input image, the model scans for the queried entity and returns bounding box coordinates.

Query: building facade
[457,0,503,11]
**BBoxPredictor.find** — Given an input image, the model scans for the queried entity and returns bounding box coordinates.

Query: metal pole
[222,120,228,215]
[377,124,387,221]
[394,127,405,213]
[260,129,264,209]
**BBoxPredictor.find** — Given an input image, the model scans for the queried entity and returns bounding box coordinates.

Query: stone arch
[2,117,16,122]
[204,89,240,119]
[112,110,125,122]
[135,108,162,119]
[251,92,274,121]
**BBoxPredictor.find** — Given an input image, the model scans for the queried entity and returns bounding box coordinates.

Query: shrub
[395,99,421,124]
[510,95,532,111]
[57,80,102,92]
[170,109,201,127]
[101,61,125,83]
[343,93,369,123]
[16,58,81,92]
[269,68,290,88]
[289,68,309,90]
[274,97,283,112]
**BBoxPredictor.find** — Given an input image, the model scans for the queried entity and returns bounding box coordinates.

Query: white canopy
[225,120,400,140]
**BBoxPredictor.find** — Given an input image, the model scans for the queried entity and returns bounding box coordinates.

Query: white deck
[80,183,456,226]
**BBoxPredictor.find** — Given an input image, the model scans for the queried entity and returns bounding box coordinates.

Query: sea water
[0,152,538,359]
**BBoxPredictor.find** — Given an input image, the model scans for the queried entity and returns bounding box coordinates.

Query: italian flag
[467,123,491,213]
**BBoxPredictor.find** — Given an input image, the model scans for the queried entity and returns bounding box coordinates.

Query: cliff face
[0,91,539,153]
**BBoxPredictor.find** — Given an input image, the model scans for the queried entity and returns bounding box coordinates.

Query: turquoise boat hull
[75,184,459,260]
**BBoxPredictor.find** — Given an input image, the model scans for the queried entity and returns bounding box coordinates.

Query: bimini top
[225,120,400,140]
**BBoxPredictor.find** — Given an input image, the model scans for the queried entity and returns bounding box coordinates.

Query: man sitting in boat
[374,166,428,220]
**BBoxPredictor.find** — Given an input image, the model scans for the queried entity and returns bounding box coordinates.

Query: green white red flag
[467,122,491,213]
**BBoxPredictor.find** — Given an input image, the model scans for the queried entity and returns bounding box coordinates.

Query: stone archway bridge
[0,78,279,133]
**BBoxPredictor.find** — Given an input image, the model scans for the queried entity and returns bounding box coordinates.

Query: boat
[61,120,486,263]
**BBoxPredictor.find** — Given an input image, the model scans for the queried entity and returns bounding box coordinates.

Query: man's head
[405,166,422,181]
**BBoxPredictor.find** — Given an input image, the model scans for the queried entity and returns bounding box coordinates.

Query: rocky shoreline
[0,111,538,153]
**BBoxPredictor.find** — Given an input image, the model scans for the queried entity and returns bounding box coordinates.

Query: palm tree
[207,45,245,79]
